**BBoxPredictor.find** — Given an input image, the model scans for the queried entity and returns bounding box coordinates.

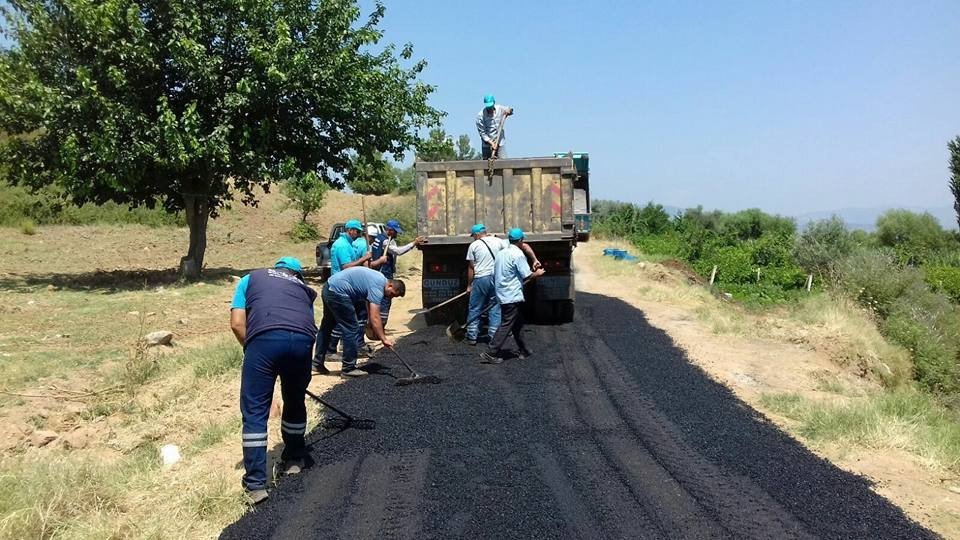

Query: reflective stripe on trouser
[465,275,500,341]
[355,301,368,349]
[488,301,525,357]
[315,286,361,370]
[240,329,313,491]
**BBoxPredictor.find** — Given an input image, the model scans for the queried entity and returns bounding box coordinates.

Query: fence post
[709,265,717,286]
[806,274,813,292]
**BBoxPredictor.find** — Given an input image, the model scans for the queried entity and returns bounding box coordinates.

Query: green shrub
[631,233,682,258]
[19,218,36,235]
[0,182,184,227]
[368,196,416,243]
[696,245,755,284]
[835,249,925,318]
[876,209,949,265]
[289,221,320,242]
[881,287,960,394]
[924,266,960,303]
[793,216,854,277]
[720,283,807,306]
[719,208,796,241]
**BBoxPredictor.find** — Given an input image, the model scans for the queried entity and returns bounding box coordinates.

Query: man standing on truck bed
[476,94,513,159]
[369,219,426,328]
[480,229,545,364]
[465,223,541,346]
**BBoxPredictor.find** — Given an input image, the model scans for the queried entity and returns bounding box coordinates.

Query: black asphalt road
[221,292,936,539]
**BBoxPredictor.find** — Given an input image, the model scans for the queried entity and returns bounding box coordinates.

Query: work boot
[341,368,369,378]
[245,488,269,505]
[281,459,304,476]
[312,361,330,375]
[479,352,503,365]
[518,347,533,360]
[326,352,343,362]
[465,338,477,346]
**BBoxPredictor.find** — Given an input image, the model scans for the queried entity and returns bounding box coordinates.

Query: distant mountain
[795,206,958,231]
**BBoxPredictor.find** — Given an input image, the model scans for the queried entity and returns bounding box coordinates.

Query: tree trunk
[179,194,210,280]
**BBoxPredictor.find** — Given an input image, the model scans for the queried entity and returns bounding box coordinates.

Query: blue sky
[376,0,960,215]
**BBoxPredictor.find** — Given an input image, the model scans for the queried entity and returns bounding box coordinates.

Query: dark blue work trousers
[240,329,313,491]
[315,285,361,370]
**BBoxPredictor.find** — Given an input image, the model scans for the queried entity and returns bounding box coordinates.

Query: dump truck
[415,154,589,324]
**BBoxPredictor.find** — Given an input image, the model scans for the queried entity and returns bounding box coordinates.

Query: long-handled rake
[389,348,442,386]
[304,389,376,430]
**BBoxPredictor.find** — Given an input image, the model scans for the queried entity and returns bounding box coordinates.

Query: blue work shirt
[494,244,531,304]
[352,237,368,259]
[327,267,387,306]
[330,233,356,274]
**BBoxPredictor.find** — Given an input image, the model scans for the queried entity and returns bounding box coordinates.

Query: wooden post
[806,274,813,292]
[361,196,367,224]
[709,265,718,286]
[756,268,761,282]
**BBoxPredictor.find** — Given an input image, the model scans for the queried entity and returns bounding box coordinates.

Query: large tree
[950,136,960,231]
[0,0,442,278]
[415,128,477,161]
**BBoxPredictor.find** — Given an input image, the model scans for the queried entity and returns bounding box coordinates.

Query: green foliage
[346,153,397,195]
[793,216,855,277]
[835,249,925,318]
[631,234,682,258]
[949,136,960,231]
[289,221,320,242]
[924,266,960,303]
[593,201,671,238]
[368,196,416,243]
[0,182,184,227]
[0,0,442,277]
[876,209,948,265]
[415,128,478,161]
[719,208,796,241]
[18,218,35,235]
[282,172,329,224]
[882,288,960,394]
[396,165,416,194]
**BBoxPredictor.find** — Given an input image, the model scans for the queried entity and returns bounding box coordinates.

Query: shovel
[413,289,469,315]
[446,276,534,342]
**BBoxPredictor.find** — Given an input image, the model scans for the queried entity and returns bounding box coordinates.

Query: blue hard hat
[483,94,495,108]
[344,219,363,231]
[386,219,403,235]
[275,256,303,274]
[508,228,525,241]
[471,223,486,235]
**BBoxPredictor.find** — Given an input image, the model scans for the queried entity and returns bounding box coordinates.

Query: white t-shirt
[466,236,510,278]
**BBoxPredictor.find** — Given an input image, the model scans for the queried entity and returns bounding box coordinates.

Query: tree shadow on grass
[0,266,255,293]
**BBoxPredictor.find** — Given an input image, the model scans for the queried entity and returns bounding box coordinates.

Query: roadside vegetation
[592,199,960,475]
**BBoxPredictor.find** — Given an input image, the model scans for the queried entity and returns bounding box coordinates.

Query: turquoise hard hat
[508,228,525,241]
[344,219,363,231]
[275,256,303,274]
[471,223,486,235]
[483,94,495,108]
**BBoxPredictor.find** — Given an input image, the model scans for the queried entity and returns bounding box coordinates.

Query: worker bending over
[314,266,405,377]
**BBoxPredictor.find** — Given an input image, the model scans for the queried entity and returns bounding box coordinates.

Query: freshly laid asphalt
[221,292,937,540]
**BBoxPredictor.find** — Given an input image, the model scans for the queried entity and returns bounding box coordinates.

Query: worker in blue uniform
[318,219,371,369]
[229,257,317,505]
[313,266,405,376]
[369,219,425,327]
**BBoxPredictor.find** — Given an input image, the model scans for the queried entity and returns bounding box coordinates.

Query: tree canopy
[0,0,442,277]
[415,128,478,161]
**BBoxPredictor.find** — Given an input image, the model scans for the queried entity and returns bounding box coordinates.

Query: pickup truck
[315,222,386,280]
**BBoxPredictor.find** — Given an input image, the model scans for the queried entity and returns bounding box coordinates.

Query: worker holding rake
[229,257,317,505]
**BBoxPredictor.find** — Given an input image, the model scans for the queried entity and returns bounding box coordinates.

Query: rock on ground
[144,331,174,347]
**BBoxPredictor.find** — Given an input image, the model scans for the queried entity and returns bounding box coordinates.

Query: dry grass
[0,189,401,539]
